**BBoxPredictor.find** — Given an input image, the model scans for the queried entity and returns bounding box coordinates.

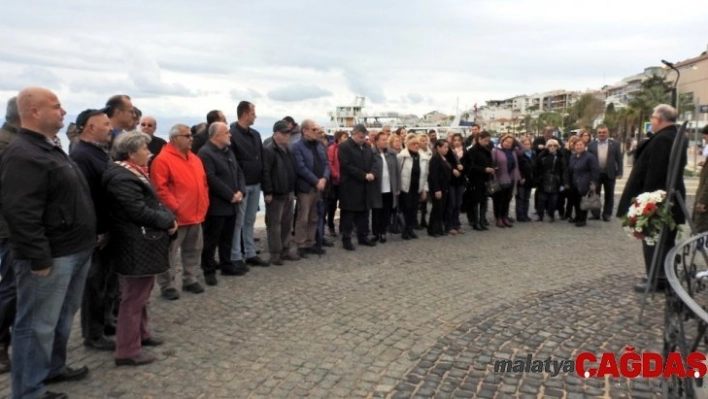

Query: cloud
[0,66,64,91]
[230,88,262,102]
[342,69,386,103]
[407,93,425,104]
[267,84,332,102]
[124,48,197,97]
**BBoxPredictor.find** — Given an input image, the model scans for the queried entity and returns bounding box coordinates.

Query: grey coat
[371,148,401,209]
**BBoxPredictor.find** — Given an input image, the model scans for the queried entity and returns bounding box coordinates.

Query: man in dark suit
[588,124,623,221]
[338,124,377,251]
[617,104,686,293]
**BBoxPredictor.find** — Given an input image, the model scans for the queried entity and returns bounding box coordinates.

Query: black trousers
[643,228,678,283]
[591,173,616,218]
[201,214,236,274]
[537,191,559,219]
[327,185,340,231]
[81,246,114,340]
[492,186,514,219]
[428,191,448,235]
[0,238,16,347]
[372,193,394,236]
[340,209,370,242]
[569,187,588,222]
[400,190,419,235]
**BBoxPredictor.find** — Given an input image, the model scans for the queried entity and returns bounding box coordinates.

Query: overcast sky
[2,0,707,131]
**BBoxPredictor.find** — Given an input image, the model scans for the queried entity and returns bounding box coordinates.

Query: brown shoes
[115,352,156,367]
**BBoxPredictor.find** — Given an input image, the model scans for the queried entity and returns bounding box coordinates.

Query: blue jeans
[231,184,261,261]
[11,249,92,399]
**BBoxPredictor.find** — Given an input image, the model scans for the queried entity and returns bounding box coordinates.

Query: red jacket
[150,143,209,226]
[327,142,340,185]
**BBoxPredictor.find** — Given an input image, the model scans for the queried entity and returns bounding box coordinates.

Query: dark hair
[334,130,349,142]
[133,107,142,119]
[428,129,436,134]
[596,124,607,130]
[237,101,253,119]
[206,110,222,125]
[283,116,296,125]
[395,127,406,136]
[105,94,131,118]
[703,125,708,135]
[475,131,491,144]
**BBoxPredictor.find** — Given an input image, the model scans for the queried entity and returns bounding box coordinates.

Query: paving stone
[0,203,681,399]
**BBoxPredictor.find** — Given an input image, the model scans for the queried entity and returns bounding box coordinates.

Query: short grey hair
[111,131,152,161]
[168,123,190,140]
[208,122,227,138]
[653,104,677,123]
[5,97,19,125]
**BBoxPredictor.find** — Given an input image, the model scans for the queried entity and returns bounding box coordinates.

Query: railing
[663,232,708,398]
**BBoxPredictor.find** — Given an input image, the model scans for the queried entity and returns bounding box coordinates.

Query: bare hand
[698,203,707,213]
[32,267,51,277]
[264,194,273,204]
[452,169,461,177]
[316,179,327,191]
[485,167,495,174]
[457,164,463,171]
[365,173,375,182]
[435,191,442,199]
[168,221,178,235]
[420,191,427,201]
[234,191,244,202]
[97,233,109,249]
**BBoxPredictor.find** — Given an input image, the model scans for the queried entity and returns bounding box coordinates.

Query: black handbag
[486,177,502,196]
[389,210,404,234]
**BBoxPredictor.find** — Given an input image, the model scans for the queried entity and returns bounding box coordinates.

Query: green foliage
[568,93,605,129]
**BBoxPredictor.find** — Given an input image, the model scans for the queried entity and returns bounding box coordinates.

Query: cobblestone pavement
[0,200,688,398]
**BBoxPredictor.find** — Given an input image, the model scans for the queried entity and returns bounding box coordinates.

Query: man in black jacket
[617,104,686,293]
[229,101,269,267]
[1,87,96,399]
[263,121,300,265]
[0,96,19,374]
[338,124,377,250]
[198,122,247,286]
[70,109,117,352]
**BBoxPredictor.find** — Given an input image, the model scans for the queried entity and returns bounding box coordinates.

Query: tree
[602,103,619,134]
[568,93,605,129]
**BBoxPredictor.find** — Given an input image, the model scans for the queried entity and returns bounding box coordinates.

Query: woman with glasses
[397,134,429,240]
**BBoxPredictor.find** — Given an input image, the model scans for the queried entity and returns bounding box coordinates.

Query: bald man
[0,87,96,399]
[140,115,166,159]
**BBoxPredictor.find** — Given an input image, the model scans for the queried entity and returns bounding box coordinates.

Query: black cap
[75,108,107,131]
[352,123,368,134]
[273,120,290,133]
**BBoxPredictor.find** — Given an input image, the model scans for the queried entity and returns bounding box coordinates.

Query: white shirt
[380,152,391,194]
[597,139,609,171]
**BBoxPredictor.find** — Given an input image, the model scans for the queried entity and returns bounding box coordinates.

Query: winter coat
[568,150,600,195]
[397,148,429,194]
[338,138,374,211]
[102,163,175,277]
[198,141,246,217]
[534,150,568,194]
[370,148,400,209]
[463,144,494,202]
[262,141,297,196]
[428,153,452,194]
[150,143,209,225]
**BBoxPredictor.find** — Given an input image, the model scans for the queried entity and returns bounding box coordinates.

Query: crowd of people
[0,86,634,399]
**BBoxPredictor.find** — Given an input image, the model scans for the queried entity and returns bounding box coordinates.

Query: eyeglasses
[140,123,154,127]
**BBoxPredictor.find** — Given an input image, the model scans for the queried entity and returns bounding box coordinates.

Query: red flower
[643,202,656,215]
[628,216,637,226]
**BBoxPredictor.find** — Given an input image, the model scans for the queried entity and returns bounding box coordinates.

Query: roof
[675,52,708,68]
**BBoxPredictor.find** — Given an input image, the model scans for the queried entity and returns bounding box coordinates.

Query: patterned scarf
[117,161,151,185]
